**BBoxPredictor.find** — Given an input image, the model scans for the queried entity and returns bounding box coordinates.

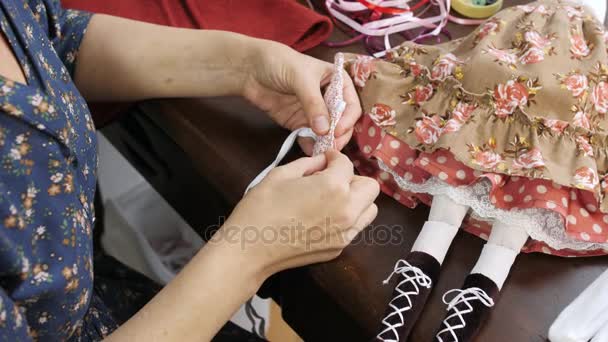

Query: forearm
[106,239,264,341]
[74,14,262,101]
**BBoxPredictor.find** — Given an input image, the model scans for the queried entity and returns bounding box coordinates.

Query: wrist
[204,227,268,294]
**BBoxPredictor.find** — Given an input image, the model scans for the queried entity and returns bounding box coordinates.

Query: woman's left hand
[241,40,362,155]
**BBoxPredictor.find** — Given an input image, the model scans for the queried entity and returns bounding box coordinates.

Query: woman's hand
[220,150,379,281]
[241,41,362,155]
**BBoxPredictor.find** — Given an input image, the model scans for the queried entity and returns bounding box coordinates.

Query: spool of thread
[451,0,503,18]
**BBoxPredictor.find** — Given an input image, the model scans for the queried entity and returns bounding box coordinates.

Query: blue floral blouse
[0,0,100,340]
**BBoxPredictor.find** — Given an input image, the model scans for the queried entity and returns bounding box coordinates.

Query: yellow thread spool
[451,0,503,19]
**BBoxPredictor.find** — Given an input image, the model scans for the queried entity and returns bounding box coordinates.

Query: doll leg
[376,195,469,342]
[434,220,528,342]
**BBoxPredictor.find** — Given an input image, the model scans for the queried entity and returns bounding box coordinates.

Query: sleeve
[44,0,93,78]
[0,289,32,341]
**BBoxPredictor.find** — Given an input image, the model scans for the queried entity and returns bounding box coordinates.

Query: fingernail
[313,116,330,133]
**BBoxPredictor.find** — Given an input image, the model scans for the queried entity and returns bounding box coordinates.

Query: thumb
[269,153,327,180]
[294,75,331,136]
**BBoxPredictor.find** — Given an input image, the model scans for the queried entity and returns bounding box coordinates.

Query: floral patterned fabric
[0,0,99,339]
[347,0,608,257]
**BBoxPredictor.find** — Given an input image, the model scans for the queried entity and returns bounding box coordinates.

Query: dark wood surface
[135,1,608,341]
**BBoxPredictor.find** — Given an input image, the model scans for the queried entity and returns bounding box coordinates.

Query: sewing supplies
[451,0,503,18]
[324,0,484,57]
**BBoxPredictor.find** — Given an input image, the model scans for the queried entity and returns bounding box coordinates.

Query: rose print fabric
[346,0,608,257]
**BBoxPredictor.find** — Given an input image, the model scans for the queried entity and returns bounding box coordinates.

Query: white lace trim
[378,160,608,252]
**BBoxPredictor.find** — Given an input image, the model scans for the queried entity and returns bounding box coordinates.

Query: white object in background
[578,0,606,24]
[549,268,608,342]
[101,182,204,284]
[97,132,271,333]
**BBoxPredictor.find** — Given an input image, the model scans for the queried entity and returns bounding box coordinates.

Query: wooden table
[107,1,608,340]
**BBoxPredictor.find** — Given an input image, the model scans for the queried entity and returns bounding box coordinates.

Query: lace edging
[377,160,608,252]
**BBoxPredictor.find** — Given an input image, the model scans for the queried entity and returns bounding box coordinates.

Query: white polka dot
[552,182,562,189]
[473,170,483,177]
[518,185,526,194]
[393,193,401,200]
[567,215,577,224]
[380,172,390,181]
[390,140,400,149]
[368,126,376,137]
[480,233,489,240]
[438,172,448,181]
[491,195,497,204]
[536,185,547,194]
[473,223,481,228]
[604,215,608,224]
[541,247,552,254]
[420,158,429,166]
[524,195,532,202]
[579,208,590,217]
[511,176,520,182]
[546,201,557,209]
[570,191,577,200]
[377,144,383,150]
[363,145,372,153]
[503,195,514,202]
[381,131,386,137]
[562,197,569,207]
[404,172,413,181]
[437,156,447,164]
[593,224,603,233]
[586,204,597,212]
[390,157,399,166]
[580,232,591,241]
[406,157,414,165]
[353,160,361,167]
[494,175,502,183]
[456,170,466,180]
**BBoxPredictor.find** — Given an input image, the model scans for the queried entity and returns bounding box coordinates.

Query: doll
[335,0,608,341]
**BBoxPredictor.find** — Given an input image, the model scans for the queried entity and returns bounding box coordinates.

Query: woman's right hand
[219,150,380,281]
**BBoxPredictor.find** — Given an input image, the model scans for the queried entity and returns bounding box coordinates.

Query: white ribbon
[325,0,451,57]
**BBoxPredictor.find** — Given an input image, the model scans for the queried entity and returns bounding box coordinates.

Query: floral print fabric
[0,0,99,339]
[347,0,608,257]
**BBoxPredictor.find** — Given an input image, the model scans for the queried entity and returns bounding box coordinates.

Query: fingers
[268,153,327,180]
[297,136,315,156]
[319,149,354,180]
[333,128,354,151]
[349,176,381,215]
[335,71,363,137]
[294,67,332,136]
[345,203,378,242]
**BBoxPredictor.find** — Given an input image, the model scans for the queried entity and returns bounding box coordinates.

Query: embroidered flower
[570,32,591,58]
[350,56,375,87]
[368,103,396,127]
[572,110,591,129]
[520,47,545,64]
[443,102,476,133]
[493,80,528,118]
[543,118,569,133]
[414,114,442,145]
[408,61,425,77]
[485,45,517,66]
[576,136,594,157]
[592,81,608,114]
[477,19,500,42]
[524,30,552,49]
[562,73,588,98]
[573,167,598,190]
[430,53,462,81]
[407,84,434,105]
[512,148,545,170]
[564,5,584,20]
[471,150,503,169]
